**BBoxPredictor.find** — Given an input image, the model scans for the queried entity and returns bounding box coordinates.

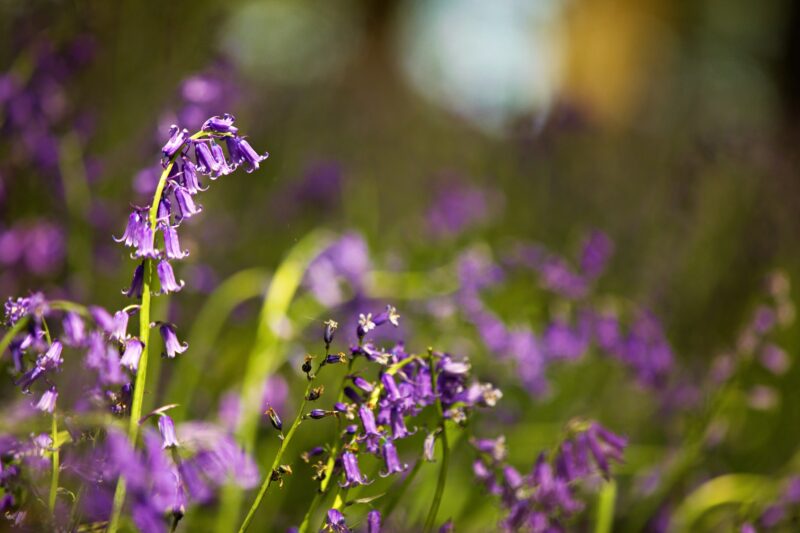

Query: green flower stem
[49,412,59,512]
[423,350,449,533]
[108,131,222,533]
[238,364,323,533]
[39,317,60,515]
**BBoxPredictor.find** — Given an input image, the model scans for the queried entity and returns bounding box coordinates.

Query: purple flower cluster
[472,422,627,531]
[117,113,267,303]
[454,231,674,396]
[288,305,500,530]
[86,424,257,533]
[134,63,241,196]
[305,233,371,308]
[0,221,65,278]
[426,178,501,239]
[0,432,57,525]
[0,35,95,177]
[3,294,125,415]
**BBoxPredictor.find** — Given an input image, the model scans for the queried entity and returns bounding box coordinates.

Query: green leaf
[215,229,334,533]
[167,267,270,421]
[672,474,778,530]
[345,493,386,506]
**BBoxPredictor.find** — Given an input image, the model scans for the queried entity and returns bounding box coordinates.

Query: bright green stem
[107,131,218,533]
[594,480,617,533]
[49,413,59,512]
[238,372,319,532]
[423,351,449,533]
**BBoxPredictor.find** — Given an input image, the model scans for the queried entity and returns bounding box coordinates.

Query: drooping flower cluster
[472,421,627,531]
[134,63,241,196]
[117,114,267,305]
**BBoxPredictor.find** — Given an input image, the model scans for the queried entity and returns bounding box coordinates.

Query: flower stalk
[423,349,450,533]
[108,130,228,533]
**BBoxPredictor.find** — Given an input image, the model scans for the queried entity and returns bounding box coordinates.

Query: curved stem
[423,351,449,533]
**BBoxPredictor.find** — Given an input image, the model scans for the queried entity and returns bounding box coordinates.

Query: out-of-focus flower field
[2,1,800,531]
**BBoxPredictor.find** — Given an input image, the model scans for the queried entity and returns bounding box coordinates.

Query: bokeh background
[2,0,800,531]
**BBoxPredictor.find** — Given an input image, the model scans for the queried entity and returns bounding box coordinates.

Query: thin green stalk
[49,413,59,512]
[39,318,60,515]
[238,369,320,532]
[423,350,449,533]
[108,131,220,533]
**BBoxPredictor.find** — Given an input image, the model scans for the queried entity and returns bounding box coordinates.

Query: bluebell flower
[114,210,145,248]
[380,441,407,476]
[156,260,184,294]
[194,142,220,176]
[158,323,188,358]
[110,310,129,341]
[202,114,238,135]
[339,452,369,487]
[373,305,400,327]
[123,262,145,298]
[180,156,207,195]
[62,311,86,346]
[134,225,160,259]
[35,386,58,413]
[173,184,202,220]
[161,125,188,161]
[120,338,144,372]
[366,509,381,533]
[323,508,350,533]
[159,223,189,260]
[351,375,374,393]
[158,415,179,449]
